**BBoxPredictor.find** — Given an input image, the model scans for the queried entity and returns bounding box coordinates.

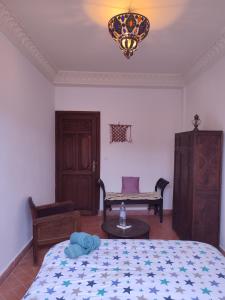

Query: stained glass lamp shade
[108,12,150,59]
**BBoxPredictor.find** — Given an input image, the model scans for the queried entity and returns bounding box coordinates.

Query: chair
[99,178,169,223]
[28,197,81,264]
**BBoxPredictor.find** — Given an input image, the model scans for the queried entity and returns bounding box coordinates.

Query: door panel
[78,134,91,171]
[61,175,76,202]
[77,175,92,210]
[56,111,100,214]
[195,135,221,191]
[62,135,76,170]
[192,191,219,246]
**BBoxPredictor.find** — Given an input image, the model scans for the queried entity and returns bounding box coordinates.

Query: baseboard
[0,240,32,285]
[219,246,225,256]
[98,209,172,216]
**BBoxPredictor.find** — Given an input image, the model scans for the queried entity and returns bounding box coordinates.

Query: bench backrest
[98,178,106,199]
[99,178,169,198]
[155,178,169,197]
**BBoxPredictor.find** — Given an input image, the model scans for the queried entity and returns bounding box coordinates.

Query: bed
[23,239,225,299]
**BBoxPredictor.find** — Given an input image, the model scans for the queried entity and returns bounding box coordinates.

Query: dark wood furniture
[99,178,169,223]
[28,197,81,264]
[55,111,100,215]
[102,218,150,239]
[151,178,170,220]
[172,130,222,247]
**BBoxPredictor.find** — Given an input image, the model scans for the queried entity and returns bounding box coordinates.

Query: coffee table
[101,218,150,239]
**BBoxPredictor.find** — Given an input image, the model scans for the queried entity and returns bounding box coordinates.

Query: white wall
[55,86,183,210]
[0,33,55,275]
[184,56,225,250]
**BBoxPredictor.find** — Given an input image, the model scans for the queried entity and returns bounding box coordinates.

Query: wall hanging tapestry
[109,123,132,143]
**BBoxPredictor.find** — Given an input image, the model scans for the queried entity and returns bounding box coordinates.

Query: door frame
[55,111,100,214]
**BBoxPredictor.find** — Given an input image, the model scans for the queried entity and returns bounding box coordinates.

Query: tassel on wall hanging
[109,123,132,143]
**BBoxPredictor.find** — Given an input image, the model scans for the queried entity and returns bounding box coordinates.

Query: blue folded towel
[64,232,101,259]
[64,244,89,259]
[70,232,100,251]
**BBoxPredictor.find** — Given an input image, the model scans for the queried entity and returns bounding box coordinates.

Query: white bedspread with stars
[23,239,225,300]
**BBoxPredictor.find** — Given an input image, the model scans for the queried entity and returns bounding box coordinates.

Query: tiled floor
[0,213,178,300]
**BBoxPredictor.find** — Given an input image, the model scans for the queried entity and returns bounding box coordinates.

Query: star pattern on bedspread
[23,239,225,300]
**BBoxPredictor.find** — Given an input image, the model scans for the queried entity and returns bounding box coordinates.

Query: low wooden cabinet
[172,130,222,247]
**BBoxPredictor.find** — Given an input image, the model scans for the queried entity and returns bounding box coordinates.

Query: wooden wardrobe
[172,130,222,247]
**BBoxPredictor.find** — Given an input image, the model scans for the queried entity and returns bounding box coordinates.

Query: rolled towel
[70,232,100,251]
[91,235,101,250]
[64,244,90,259]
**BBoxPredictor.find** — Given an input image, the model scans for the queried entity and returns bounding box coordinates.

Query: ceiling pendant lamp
[108,12,150,59]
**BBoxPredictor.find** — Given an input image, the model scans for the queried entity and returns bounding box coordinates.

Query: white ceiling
[2,0,225,75]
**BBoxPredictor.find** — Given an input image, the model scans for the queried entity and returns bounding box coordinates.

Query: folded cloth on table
[70,232,100,251]
[64,232,101,259]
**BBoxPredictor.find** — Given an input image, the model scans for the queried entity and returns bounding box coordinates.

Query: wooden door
[55,111,100,215]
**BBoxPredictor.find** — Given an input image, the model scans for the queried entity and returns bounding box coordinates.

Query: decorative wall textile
[109,123,132,143]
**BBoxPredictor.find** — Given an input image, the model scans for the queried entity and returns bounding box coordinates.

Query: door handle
[92,160,96,173]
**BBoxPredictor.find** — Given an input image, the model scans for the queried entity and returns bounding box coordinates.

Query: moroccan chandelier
[108,12,150,59]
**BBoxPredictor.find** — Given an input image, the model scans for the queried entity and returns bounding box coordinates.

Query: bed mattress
[23,239,225,299]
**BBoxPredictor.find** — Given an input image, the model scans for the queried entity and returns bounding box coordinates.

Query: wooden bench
[98,178,169,223]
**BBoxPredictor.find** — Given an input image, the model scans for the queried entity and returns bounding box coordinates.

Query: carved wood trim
[54,71,184,88]
[0,1,56,81]
[185,31,225,83]
[1,1,225,86]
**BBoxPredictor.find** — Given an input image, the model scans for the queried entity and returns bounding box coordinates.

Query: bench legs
[103,200,107,221]
[104,200,163,223]
[103,201,113,222]
[159,201,163,223]
[153,204,158,215]
[148,202,163,223]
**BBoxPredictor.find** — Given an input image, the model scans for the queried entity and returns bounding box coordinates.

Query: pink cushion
[122,176,140,194]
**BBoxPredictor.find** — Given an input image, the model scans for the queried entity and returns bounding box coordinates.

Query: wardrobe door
[192,132,222,246]
[173,133,193,239]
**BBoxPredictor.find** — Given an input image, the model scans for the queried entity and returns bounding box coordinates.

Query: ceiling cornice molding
[54,71,184,88]
[185,31,225,83]
[2,0,225,88]
[0,1,57,81]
